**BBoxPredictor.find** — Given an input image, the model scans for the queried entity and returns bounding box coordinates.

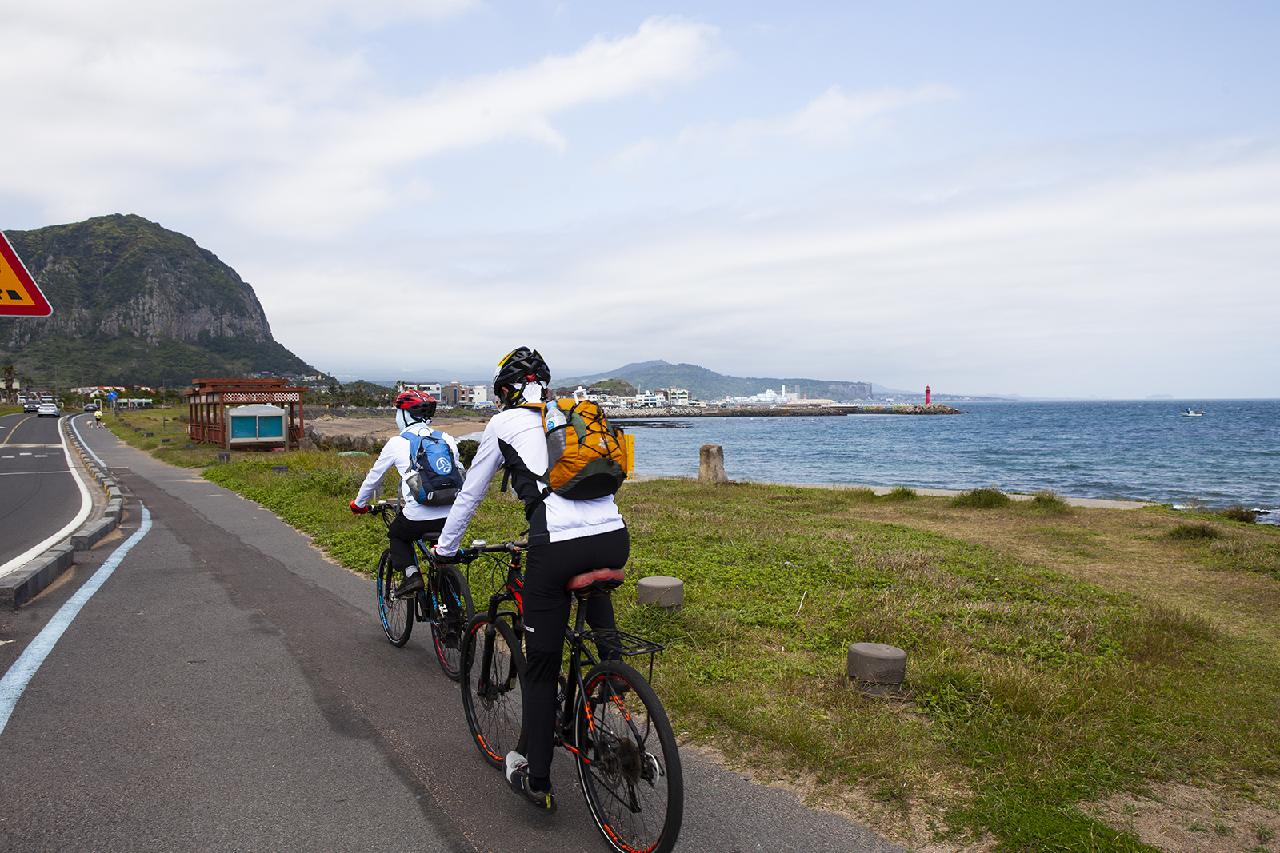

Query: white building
[398,381,444,397]
[665,388,690,406]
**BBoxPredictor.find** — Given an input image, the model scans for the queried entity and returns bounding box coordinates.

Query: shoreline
[611,404,960,418]
[627,474,1153,509]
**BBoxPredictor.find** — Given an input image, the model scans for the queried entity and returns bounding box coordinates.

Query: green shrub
[1219,506,1258,524]
[1028,491,1071,514]
[458,439,479,468]
[882,486,918,502]
[952,488,1011,509]
[1166,522,1222,541]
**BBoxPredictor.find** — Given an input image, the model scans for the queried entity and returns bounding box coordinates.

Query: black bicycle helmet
[493,347,550,408]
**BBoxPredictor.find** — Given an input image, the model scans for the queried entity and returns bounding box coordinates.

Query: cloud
[678,83,956,150]
[0,11,720,236]
[244,17,722,234]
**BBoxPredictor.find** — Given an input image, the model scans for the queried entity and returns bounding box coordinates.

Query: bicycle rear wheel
[575,660,683,853]
[376,549,413,647]
[429,564,474,681]
[460,614,525,769]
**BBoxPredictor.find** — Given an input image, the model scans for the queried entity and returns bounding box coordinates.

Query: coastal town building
[397,381,444,397]
[665,388,691,406]
[439,383,489,407]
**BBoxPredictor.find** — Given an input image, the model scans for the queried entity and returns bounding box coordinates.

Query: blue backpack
[402,430,464,506]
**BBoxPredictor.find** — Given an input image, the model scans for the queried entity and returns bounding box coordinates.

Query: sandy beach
[307,414,491,444]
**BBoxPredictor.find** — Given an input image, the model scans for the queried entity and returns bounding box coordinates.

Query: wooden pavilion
[186,378,307,450]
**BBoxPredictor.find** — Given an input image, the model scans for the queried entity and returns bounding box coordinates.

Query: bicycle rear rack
[581,629,664,683]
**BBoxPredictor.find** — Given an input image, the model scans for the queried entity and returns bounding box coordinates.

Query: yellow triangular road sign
[0,232,53,317]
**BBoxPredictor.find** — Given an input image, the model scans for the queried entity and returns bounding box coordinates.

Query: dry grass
[1086,780,1280,852]
[830,497,1280,649]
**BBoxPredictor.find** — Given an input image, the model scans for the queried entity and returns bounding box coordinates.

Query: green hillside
[562,359,874,401]
[1,214,319,387]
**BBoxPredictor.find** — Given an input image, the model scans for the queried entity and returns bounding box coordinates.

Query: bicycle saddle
[566,569,625,596]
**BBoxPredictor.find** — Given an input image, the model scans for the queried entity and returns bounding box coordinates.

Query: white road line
[0,470,72,476]
[0,505,152,736]
[0,418,92,580]
[70,414,107,471]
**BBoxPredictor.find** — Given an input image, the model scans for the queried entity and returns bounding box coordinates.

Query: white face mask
[396,409,428,431]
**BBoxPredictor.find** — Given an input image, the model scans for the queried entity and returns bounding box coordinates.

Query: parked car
[37,402,59,417]
[83,403,99,412]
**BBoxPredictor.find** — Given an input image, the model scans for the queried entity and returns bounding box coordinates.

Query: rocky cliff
[1,214,317,386]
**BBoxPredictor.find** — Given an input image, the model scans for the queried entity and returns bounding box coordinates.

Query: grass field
[109,407,1280,851]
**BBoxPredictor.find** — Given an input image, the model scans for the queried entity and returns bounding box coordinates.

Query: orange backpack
[528,397,629,500]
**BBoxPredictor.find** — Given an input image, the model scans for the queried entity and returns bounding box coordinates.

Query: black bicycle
[456,540,683,853]
[369,500,473,680]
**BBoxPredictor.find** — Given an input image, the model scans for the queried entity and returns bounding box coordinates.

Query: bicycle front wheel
[576,660,683,853]
[429,564,474,680]
[460,614,525,769]
[376,549,413,647]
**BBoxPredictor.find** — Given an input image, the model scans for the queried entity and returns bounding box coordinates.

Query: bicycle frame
[471,546,661,754]
[375,501,450,623]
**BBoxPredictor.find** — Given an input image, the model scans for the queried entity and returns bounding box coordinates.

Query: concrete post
[637,576,684,610]
[698,444,728,484]
[847,642,907,696]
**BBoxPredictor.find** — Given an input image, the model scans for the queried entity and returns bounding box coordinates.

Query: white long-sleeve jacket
[354,422,463,522]
[436,407,624,553]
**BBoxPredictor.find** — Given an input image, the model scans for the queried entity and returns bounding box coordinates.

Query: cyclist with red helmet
[349,389,464,598]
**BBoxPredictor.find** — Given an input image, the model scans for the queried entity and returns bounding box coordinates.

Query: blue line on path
[0,504,153,736]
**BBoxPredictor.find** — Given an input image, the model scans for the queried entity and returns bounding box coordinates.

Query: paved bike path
[0,418,904,852]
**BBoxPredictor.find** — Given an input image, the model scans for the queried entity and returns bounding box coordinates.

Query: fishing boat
[1181,408,1204,417]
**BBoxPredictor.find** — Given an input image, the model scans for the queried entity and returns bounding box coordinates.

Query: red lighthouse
[925,384,931,406]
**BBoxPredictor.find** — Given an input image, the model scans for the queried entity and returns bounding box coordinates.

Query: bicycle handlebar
[432,539,527,565]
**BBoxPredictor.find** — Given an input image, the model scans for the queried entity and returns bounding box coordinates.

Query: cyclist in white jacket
[350,389,463,598]
[434,347,627,813]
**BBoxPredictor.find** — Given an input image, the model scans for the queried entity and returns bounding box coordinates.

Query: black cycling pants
[387,512,444,571]
[520,526,629,785]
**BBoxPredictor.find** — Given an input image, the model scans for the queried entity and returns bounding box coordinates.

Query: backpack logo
[432,455,453,474]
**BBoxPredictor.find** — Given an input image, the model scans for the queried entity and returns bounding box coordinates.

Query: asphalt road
[0,412,82,569]
[0,415,903,853]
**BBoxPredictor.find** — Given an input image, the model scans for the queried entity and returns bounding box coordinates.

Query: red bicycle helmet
[394,389,438,422]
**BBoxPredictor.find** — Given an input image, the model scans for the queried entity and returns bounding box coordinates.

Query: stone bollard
[847,642,907,696]
[637,576,684,611]
[698,444,728,484]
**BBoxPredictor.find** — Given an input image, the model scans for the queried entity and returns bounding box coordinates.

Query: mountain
[1,214,319,387]
[561,360,875,402]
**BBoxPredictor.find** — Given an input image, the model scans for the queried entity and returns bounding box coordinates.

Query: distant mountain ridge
[1,214,318,387]
[561,360,874,402]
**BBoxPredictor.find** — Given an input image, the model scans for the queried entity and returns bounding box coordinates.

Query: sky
[2,1,1278,397]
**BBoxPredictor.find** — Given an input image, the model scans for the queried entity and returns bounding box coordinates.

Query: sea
[615,400,1280,522]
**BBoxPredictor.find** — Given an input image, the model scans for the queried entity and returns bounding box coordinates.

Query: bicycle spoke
[462,618,523,767]
[577,664,680,853]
